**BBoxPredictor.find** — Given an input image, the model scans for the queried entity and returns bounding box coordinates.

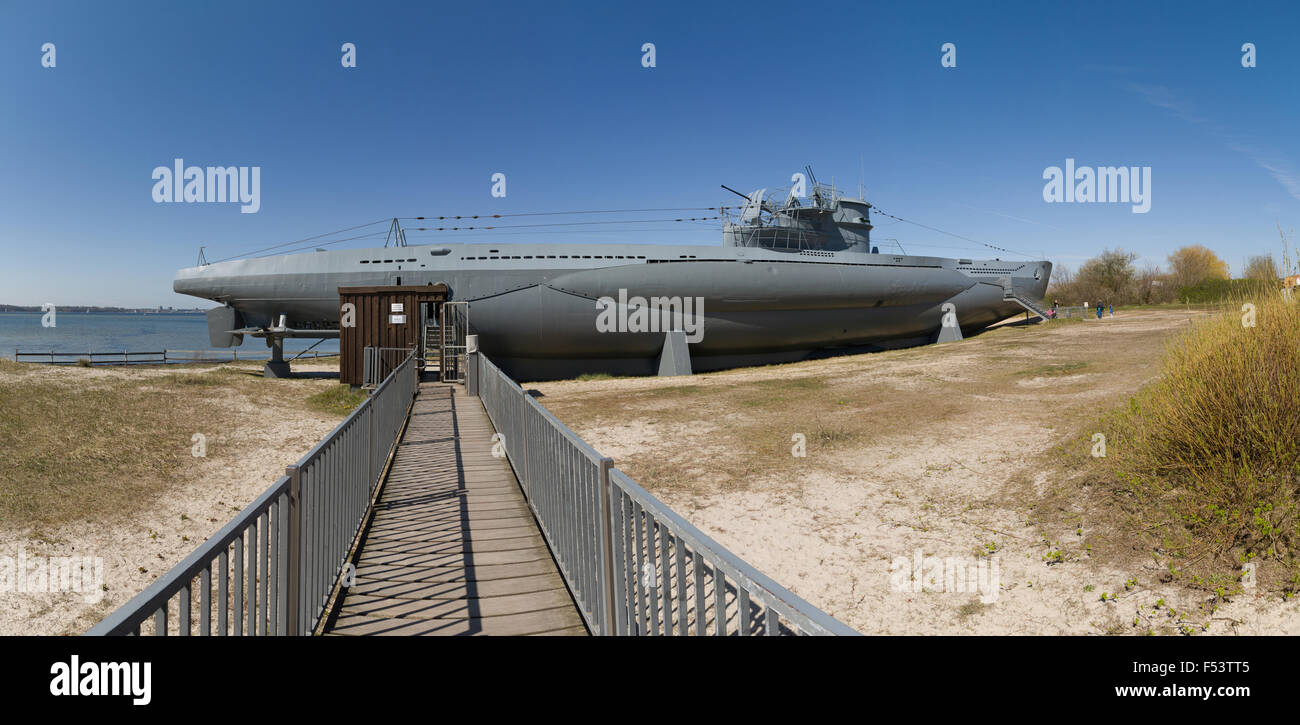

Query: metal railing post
[519,386,530,499]
[597,456,617,636]
[285,464,302,636]
[368,398,376,489]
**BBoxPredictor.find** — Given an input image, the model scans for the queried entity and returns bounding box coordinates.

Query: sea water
[0,312,339,361]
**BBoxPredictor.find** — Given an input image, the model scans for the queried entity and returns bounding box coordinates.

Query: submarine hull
[174,240,1050,380]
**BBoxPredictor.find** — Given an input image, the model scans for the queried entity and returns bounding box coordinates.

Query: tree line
[1046,234,1296,306]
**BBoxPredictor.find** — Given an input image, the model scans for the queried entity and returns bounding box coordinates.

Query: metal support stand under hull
[934,323,963,344]
[655,331,693,376]
[264,339,291,378]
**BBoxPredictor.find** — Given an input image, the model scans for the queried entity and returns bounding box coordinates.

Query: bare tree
[1242,254,1278,281]
[1135,263,1172,304]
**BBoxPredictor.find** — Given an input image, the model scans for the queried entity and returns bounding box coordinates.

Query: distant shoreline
[0,307,212,314]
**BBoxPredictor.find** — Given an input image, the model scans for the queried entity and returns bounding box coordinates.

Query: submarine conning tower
[722,180,876,254]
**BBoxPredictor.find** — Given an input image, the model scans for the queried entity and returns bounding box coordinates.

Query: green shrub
[1100,293,1300,592]
[1176,278,1275,304]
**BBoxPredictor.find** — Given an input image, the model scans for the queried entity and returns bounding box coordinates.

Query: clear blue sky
[2,0,1299,307]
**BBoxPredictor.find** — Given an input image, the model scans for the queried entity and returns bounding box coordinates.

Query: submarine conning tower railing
[721,182,872,254]
[724,223,832,252]
[470,350,860,636]
[87,352,419,636]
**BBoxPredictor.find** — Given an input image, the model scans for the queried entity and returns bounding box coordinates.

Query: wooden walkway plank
[347,573,568,601]
[321,382,588,636]
[326,606,584,636]
[345,559,565,585]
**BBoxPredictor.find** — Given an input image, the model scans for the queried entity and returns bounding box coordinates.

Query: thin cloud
[1228,143,1300,203]
[953,202,1064,231]
[1124,83,1300,203]
[1123,82,1209,125]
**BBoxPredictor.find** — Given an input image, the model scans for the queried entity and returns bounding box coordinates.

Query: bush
[1099,292,1300,592]
[1176,277,1275,304]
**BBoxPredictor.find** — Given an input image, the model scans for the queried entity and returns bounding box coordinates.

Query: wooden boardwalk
[323,382,588,636]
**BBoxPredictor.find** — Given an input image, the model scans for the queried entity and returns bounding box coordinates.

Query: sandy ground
[532,311,1300,635]
[0,361,345,635]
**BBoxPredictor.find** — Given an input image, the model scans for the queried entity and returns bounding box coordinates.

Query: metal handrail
[86,476,291,636]
[608,468,858,636]
[87,352,418,636]
[361,346,413,388]
[13,349,338,365]
[472,351,858,636]
[521,394,610,630]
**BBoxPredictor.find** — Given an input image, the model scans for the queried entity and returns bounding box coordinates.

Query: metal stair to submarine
[997,276,1052,322]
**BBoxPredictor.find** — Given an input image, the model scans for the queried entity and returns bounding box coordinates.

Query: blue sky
[2,0,1299,306]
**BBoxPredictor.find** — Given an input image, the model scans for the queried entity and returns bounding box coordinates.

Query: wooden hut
[337,284,448,386]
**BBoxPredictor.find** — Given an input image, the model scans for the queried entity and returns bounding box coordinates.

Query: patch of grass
[729,376,830,411]
[576,372,613,382]
[957,600,989,619]
[1018,361,1088,377]
[644,384,702,396]
[0,379,204,526]
[305,385,368,416]
[749,377,828,392]
[164,374,227,386]
[0,366,339,527]
[812,426,857,446]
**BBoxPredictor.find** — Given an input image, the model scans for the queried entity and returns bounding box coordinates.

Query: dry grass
[0,360,348,528]
[305,384,368,416]
[1018,361,1089,377]
[529,307,1300,633]
[534,315,1168,502]
[1050,294,1300,596]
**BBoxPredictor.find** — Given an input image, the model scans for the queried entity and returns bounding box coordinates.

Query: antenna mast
[384,218,408,248]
